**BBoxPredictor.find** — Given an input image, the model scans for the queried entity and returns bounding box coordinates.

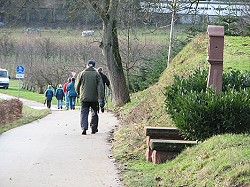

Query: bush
[0,99,23,125]
[223,70,250,91]
[165,69,250,141]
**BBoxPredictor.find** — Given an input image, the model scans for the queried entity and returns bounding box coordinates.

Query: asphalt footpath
[0,93,123,187]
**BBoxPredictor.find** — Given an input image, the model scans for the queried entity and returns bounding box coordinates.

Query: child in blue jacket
[44,85,55,109]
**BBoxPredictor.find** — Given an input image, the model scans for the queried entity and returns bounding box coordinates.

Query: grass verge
[122,134,250,187]
[0,80,56,104]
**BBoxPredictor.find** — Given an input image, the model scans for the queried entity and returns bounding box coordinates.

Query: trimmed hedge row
[165,69,250,141]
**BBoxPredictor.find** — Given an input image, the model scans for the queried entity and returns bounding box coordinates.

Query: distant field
[0,26,188,44]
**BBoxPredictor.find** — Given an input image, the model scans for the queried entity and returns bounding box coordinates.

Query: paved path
[0,93,123,187]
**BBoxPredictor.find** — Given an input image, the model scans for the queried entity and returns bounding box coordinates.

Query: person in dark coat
[66,77,78,110]
[97,67,111,113]
[44,85,54,109]
[55,84,64,109]
[97,67,110,91]
[75,60,104,135]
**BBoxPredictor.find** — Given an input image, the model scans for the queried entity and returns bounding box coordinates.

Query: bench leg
[145,148,152,162]
[146,136,151,147]
[152,150,168,164]
[151,150,178,164]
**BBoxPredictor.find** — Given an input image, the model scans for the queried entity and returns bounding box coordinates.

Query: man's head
[97,67,103,73]
[87,60,96,67]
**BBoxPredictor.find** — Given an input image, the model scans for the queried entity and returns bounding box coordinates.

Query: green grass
[224,36,250,71]
[114,34,250,187]
[123,134,250,187]
[0,79,57,105]
[0,27,89,39]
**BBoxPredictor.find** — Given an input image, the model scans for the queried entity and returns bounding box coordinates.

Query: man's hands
[101,107,104,113]
[99,98,105,113]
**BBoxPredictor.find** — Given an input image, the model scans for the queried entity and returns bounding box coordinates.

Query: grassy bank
[114,34,250,186]
[122,134,249,186]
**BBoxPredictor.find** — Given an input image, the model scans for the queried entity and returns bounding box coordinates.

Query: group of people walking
[44,77,77,110]
[44,60,111,135]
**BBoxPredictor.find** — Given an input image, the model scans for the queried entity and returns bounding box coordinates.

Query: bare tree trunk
[167,0,177,67]
[87,0,130,106]
[103,19,130,106]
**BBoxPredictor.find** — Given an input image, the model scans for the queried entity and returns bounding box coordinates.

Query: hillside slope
[113,34,250,187]
[114,34,208,157]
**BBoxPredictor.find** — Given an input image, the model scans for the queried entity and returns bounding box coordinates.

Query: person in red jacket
[63,77,71,110]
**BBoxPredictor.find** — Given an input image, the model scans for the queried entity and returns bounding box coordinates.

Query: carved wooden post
[207,25,224,94]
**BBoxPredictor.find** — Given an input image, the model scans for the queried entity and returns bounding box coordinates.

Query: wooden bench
[145,126,185,145]
[150,139,197,164]
[145,126,197,164]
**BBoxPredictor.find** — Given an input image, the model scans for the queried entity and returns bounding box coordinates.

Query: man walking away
[75,60,104,135]
[63,78,71,110]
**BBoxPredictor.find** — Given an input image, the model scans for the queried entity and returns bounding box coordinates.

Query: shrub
[165,69,250,141]
[223,70,250,91]
[0,99,23,125]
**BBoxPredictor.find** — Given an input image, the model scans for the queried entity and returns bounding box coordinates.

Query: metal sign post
[16,66,25,99]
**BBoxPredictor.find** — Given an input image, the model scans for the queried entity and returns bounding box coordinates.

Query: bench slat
[149,139,197,152]
[145,126,184,140]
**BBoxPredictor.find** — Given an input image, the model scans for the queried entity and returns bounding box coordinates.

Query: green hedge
[165,69,250,141]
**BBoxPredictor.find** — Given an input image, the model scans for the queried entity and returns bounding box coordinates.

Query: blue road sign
[16,66,25,74]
